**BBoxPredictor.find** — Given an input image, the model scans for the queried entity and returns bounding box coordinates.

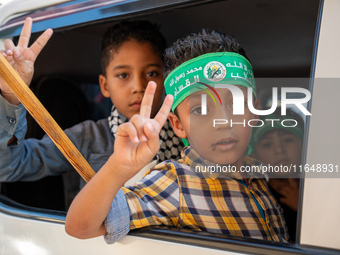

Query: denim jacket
[0,94,114,182]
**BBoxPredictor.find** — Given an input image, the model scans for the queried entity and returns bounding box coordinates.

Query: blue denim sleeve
[104,189,131,244]
[0,94,76,181]
[0,95,27,149]
[0,92,115,182]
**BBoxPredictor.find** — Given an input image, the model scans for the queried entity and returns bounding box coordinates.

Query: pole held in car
[0,53,96,183]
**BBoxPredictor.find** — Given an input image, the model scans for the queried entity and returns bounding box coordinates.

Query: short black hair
[166,29,249,117]
[164,29,249,75]
[100,20,167,76]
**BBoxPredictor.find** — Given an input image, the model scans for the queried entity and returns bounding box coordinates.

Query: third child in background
[250,108,304,241]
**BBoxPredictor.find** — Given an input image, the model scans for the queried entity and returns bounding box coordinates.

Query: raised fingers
[18,17,33,49]
[117,122,139,143]
[2,41,16,66]
[144,121,160,153]
[139,81,156,119]
[29,28,53,59]
[154,94,174,129]
[4,39,15,52]
[130,115,147,142]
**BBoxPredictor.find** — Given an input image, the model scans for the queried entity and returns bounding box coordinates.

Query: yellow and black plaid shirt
[121,147,289,242]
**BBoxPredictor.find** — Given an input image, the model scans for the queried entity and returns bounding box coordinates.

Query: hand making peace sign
[0,17,53,105]
[111,81,174,179]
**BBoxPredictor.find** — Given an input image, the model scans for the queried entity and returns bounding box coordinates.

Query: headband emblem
[203,61,226,82]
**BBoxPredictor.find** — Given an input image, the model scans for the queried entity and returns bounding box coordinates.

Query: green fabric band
[164,52,256,112]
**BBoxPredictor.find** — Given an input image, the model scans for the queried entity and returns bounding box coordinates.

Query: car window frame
[1,0,338,254]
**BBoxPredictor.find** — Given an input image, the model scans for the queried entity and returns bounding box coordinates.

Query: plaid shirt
[121,147,289,242]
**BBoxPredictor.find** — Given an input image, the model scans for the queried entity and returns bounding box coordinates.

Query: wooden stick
[0,54,95,183]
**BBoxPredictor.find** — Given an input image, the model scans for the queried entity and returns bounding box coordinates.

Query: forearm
[0,94,72,181]
[66,84,174,239]
[0,93,25,144]
[65,154,134,239]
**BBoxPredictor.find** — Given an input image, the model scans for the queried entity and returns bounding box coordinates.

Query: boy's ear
[99,74,110,98]
[168,112,187,139]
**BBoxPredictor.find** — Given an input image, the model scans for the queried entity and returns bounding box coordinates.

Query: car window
[2,0,336,254]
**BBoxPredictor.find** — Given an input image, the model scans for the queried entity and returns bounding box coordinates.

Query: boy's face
[99,39,164,119]
[254,129,302,167]
[170,86,258,168]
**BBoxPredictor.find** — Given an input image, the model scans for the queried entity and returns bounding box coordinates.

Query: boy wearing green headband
[66,30,288,243]
[250,108,304,242]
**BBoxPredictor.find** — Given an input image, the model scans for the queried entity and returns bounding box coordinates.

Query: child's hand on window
[276,178,299,212]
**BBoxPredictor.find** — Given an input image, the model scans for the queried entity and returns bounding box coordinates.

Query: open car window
[1,0,339,254]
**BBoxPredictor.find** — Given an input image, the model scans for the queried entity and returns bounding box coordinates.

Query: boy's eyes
[260,142,272,149]
[116,73,128,79]
[261,142,273,149]
[115,71,159,79]
[146,71,159,77]
[191,106,206,115]
[283,137,295,143]
[259,136,296,149]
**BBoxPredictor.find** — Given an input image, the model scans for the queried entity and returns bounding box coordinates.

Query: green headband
[248,114,304,155]
[164,52,256,112]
